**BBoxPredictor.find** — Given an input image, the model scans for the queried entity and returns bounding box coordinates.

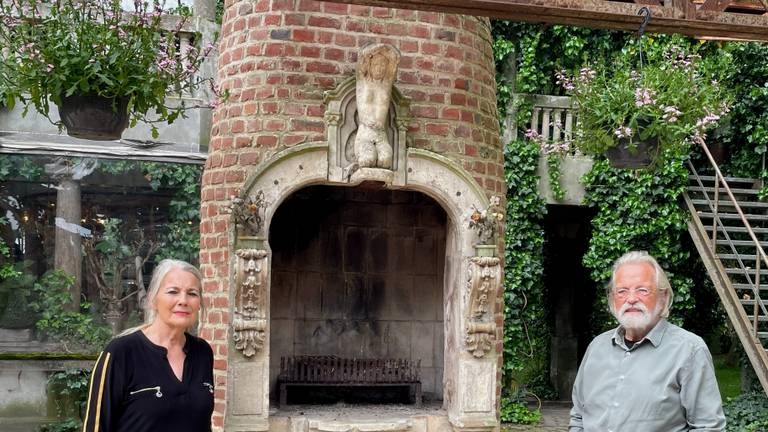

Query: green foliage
[499,398,542,425]
[561,38,730,161]
[96,159,202,263]
[491,23,629,126]
[28,270,111,353]
[581,147,694,332]
[0,0,216,137]
[39,368,91,432]
[723,392,768,432]
[546,154,565,201]
[720,43,768,185]
[502,138,553,411]
[139,162,202,262]
[38,418,81,432]
[0,261,37,328]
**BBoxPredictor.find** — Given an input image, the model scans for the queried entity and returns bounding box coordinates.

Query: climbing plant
[492,25,730,423]
[719,43,768,192]
[97,159,202,264]
[501,138,550,421]
[581,148,695,333]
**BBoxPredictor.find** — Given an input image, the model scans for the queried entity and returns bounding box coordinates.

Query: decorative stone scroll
[233,248,269,358]
[465,256,501,358]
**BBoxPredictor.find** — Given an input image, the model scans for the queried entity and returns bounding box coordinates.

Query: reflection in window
[0,154,202,352]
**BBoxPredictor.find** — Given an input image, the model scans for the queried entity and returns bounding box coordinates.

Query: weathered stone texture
[203,0,504,427]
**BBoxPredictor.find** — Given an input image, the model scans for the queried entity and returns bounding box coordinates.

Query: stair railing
[689,137,768,337]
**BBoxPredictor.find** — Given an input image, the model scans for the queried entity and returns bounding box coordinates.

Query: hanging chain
[636,7,652,71]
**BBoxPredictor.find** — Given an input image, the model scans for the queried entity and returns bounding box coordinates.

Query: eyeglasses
[614,287,654,299]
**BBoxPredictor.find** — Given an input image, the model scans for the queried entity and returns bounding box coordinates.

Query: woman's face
[152,268,202,331]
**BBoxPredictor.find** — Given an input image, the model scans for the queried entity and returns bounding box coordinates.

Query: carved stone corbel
[465,256,501,358]
[466,322,496,359]
[233,248,268,358]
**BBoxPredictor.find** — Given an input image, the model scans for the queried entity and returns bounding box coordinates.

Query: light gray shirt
[569,319,725,432]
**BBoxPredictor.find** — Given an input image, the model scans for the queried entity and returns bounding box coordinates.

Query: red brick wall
[201,1,503,426]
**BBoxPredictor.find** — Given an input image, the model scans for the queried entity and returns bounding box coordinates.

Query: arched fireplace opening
[268,184,447,406]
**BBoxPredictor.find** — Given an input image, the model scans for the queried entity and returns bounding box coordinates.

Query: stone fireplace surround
[222,140,501,432]
[205,4,504,430]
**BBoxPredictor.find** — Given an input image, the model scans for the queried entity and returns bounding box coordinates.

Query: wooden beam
[323,0,768,41]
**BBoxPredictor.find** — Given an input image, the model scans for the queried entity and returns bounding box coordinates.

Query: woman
[82,259,214,432]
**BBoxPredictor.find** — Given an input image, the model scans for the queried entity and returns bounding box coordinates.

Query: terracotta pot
[58,94,129,141]
[604,136,659,169]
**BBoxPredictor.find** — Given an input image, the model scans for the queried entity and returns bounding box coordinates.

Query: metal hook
[636,7,651,38]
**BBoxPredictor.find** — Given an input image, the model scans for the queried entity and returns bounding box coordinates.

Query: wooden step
[710,226,768,235]
[746,315,768,322]
[716,240,768,248]
[733,283,768,292]
[696,212,768,222]
[740,299,768,308]
[688,186,760,195]
[727,268,768,276]
[690,199,768,209]
[689,175,760,185]
[719,254,761,261]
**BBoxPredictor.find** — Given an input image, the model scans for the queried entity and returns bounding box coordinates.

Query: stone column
[45,160,84,311]
[194,0,215,22]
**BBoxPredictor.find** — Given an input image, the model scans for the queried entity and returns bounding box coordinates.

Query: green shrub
[28,270,111,353]
[724,392,768,432]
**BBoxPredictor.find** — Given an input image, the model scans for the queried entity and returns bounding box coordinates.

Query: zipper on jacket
[203,382,214,393]
[130,386,163,398]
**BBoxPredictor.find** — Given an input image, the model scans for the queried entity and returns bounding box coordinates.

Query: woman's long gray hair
[119,259,203,336]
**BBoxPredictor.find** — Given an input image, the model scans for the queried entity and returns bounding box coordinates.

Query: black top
[82,331,214,432]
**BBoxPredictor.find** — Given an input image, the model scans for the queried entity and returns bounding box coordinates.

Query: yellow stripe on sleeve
[93,352,111,432]
[82,352,104,432]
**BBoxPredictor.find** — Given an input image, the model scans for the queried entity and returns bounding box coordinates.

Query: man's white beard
[616,301,662,333]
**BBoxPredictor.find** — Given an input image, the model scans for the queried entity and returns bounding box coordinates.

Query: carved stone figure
[354,44,400,169]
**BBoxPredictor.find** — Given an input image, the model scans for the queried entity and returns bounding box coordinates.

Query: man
[569,251,725,431]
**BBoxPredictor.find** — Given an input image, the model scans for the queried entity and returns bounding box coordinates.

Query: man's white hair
[608,250,674,318]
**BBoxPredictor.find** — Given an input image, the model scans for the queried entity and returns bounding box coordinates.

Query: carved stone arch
[324,75,412,186]
[227,143,499,430]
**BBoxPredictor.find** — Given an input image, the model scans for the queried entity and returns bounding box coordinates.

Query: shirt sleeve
[569,372,585,431]
[680,345,726,431]
[82,350,122,432]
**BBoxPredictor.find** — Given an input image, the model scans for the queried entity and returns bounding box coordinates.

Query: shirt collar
[612,318,669,348]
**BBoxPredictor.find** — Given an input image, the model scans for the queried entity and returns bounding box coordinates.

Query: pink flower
[662,106,681,123]
[634,87,656,107]
[614,126,633,139]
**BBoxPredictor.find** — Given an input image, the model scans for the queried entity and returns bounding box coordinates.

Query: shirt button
[613,402,619,407]
[625,351,631,356]
[619,375,625,380]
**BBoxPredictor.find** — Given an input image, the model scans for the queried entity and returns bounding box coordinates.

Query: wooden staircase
[685,153,768,395]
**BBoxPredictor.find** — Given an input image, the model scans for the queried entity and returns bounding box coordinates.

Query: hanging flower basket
[57,95,129,141]
[604,134,659,169]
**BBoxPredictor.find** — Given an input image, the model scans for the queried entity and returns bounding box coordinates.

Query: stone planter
[474,244,497,257]
[604,135,659,169]
[57,94,129,141]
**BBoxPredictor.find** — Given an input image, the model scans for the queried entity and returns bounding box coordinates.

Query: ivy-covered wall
[494,23,768,423]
